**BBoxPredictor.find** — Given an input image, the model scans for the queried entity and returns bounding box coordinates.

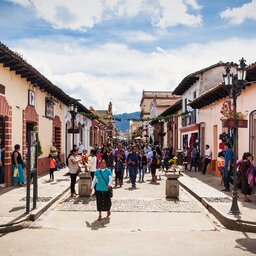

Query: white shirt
[86,156,97,173]
[78,144,84,154]
[205,148,212,159]
[68,155,79,174]
[144,147,151,154]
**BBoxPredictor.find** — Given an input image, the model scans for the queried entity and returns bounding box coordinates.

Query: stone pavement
[179,171,256,232]
[56,173,201,213]
[0,167,71,232]
[1,166,256,234]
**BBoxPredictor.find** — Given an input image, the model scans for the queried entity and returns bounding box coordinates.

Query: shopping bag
[13,167,19,178]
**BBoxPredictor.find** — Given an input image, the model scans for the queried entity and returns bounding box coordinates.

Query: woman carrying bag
[91,159,113,221]
[12,144,25,186]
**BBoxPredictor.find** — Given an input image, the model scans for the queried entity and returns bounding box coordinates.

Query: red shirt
[49,158,56,169]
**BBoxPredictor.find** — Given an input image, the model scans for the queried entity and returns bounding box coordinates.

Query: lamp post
[223,58,247,215]
[69,104,78,149]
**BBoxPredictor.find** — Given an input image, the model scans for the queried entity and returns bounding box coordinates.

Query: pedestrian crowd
[8,138,256,220]
[66,142,174,220]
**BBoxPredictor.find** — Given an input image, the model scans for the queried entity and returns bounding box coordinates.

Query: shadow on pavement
[62,196,96,205]
[235,237,256,254]
[9,206,26,212]
[148,182,160,185]
[85,217,110,230]
[125,187,141,191]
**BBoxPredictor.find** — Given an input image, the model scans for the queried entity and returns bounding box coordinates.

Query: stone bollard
[78,172,91,196]
[166,173,180,199]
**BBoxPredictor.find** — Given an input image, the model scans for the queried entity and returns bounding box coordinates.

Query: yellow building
[140,90,180,145]
[0,42,90,186]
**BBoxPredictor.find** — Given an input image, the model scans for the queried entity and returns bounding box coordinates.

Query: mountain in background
[114,111,140,132]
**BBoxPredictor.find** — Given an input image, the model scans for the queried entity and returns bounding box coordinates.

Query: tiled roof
[173,62,229,95]
[190,63,256,109]
[0,42,90,114]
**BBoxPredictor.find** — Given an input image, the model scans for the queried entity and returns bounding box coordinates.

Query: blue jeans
[224,167,231,189]
[129,166,137,186]
[138,165,146,181]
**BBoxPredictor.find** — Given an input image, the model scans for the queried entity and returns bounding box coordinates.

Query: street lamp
[223,58,247,215]
[69,103,78,149]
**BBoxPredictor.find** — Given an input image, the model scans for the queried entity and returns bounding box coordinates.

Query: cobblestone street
[56,173,201,213]
[57,197,201,213]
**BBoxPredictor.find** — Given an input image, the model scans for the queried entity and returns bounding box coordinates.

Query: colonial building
[0,42,91,186]
[149,97,181,147]
[159,99,182,152]
[190,63,256,175]
[140,90,179,144]
[172,62,236,153]
[90,102,116,147]
[129,120,143,140]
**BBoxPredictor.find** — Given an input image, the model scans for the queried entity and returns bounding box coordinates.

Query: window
[193,90,197,99]
[45,98,54,119]
[0,84,5,95]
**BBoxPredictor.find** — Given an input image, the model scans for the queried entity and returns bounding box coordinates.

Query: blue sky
[0,0,256,113]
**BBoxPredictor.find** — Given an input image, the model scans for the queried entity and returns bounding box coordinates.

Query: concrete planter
[166,173,180,199]
[78,172,92,196]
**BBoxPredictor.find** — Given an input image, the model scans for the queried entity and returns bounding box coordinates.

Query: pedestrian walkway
[2,167,256,234]
[179,171,256,232]
[0,167,70,230]
[56,173,201,214]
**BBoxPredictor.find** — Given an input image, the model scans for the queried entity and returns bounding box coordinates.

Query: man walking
[189,145,198,172]
[127,146,139,188]
[202,145,212,175]
[222,143,233,191]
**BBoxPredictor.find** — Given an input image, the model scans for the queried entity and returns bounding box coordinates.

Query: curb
[0,221,32,233]
[28,186,70,221]
[179,180,256,233]
[0,185,70,233]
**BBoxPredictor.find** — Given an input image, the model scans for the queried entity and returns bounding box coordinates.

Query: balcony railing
[182,110,197,127]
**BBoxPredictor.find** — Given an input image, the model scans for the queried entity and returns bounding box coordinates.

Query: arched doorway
[53,115,62,160]
[23,105,39,165]
[199,122,206,157]
[0,95,12,186]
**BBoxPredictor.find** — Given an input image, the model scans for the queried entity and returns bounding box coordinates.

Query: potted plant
[220,101,248,128]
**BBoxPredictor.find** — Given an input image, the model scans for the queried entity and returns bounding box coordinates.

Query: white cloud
[7,0,203,30]
[9,36,256,114]
[155,0,202,28]
[184,0,202,10]
[220,0,256,24]
[118,31,158,43]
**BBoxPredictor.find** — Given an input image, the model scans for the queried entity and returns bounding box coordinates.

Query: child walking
[49,154,56,181]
